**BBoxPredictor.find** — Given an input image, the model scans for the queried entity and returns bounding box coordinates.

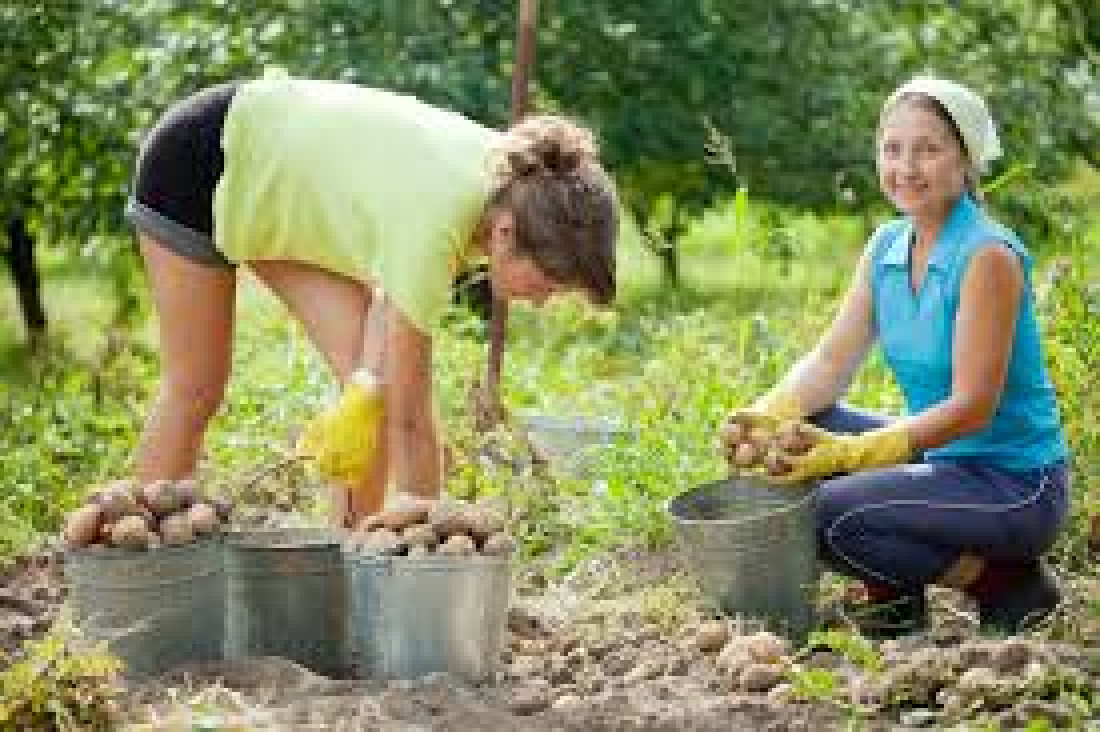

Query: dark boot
[975,560,1061,635]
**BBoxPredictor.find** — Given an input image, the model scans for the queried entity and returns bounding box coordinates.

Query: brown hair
[488,116,619,305]
[882,92,983,202]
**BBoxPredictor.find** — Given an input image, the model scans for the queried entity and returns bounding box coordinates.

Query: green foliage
[1,1,1094,279]
[788,667,841,703]
[0,334,152,555]
[803,630,884,674]
[0,625,124,731]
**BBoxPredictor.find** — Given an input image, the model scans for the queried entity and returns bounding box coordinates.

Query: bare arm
[381,300,442,499]
[891,242,1022,451]
[770,248,876,415]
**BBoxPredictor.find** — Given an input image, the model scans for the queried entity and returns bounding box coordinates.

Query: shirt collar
[882,193,979,270]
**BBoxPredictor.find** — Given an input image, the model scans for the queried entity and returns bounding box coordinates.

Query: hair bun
[530,136,583,175]
[494,116,598,186]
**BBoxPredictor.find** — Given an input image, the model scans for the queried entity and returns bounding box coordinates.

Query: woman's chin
[889,193,935,218]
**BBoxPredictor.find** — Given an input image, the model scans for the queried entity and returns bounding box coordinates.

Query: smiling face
[877,97,970,220]
[484,209,573,305]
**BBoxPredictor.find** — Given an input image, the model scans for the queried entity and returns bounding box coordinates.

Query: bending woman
[127,75,618,526]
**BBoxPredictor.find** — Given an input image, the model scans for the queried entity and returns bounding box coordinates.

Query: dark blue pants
[808,404,1070,592]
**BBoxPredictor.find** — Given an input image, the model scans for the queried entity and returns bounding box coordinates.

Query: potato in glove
[297,369,384,482]
[766,423,913,484]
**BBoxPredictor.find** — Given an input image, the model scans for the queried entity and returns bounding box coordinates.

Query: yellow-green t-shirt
[213,77,500,331]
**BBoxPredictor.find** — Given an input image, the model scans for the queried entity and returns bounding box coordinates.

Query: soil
[0,548,65,659]
[3,545,1099,731]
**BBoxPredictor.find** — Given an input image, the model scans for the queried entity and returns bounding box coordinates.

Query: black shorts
[125,82,240,268]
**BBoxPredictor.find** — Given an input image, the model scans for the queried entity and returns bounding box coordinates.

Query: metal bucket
[347,555,510,681]
[667,477,819,641]
[522,414,631,477]
[224,528,348,677]
[64,540,225,678]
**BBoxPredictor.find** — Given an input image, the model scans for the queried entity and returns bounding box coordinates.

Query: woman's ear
[489,209,515,251]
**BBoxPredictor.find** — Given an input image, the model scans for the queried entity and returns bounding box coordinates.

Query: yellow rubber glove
[769,424,913,484]
[750,389,804,420]
[297,369,384,483]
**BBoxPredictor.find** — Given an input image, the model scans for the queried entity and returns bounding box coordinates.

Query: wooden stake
[483,0,538,430]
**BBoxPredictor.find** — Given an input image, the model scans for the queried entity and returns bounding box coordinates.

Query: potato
[429,498,473,537]
[158,512,194,546]
[776,422,815,456]
[764,450,792,477]
[356,512,386,532]
[747,427,772,446]
[100,485,141,522]
[211,497,234,523]
[480,531,515,557]
[694,620,730,653]
[110,514,152,550]
[187,503,219,536]
[733,442,760,468]
[140,479,181,518]
[359,527,404,555]
[175,478,199,509]
[742,632,790,664]
[63,504,105,549]
[720,420,747,445]
[380,494,432,531]
[437,533,476,557]
[401,523,438,549]
[107,478,138,498]
[468,501,507,541]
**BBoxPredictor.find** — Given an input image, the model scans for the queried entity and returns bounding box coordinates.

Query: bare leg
[249,260,368,383]
[248,259,386,525]
[136,235,236,482]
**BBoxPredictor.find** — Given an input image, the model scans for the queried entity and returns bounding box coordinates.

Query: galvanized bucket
[224,528,348,678]
[522,414,631,477]
[64,540,225,678]
[667,476,819,641]
[347,555,510,681]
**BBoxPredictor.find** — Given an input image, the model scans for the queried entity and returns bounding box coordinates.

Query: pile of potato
[347,494,514,558]
[62,478,233,551]
[720,418,817,477]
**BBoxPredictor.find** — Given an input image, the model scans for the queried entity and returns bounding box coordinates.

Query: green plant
[0,625,124,731]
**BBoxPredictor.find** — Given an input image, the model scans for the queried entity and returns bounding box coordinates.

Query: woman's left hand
[297,369,384,483]
[769,424,913,484]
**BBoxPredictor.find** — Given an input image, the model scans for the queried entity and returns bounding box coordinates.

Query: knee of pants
[814,475,874,534]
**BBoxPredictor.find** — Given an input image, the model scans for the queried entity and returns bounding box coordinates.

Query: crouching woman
[722,78,1070,637]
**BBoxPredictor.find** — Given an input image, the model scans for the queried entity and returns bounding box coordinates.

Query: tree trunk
[4,212,47,338]
[657,240,680,287]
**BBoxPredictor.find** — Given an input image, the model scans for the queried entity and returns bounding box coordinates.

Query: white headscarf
[884,78,1002,173]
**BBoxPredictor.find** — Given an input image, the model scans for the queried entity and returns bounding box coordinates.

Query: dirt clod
[509,681,551,716]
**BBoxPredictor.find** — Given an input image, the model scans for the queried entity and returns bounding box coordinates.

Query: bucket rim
[665,476,816,528]
[343,552,512,567]
[225,527,341,549]
[65,537,223,561]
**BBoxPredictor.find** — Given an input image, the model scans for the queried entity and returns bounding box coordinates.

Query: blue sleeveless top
[869,193,1068,471]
